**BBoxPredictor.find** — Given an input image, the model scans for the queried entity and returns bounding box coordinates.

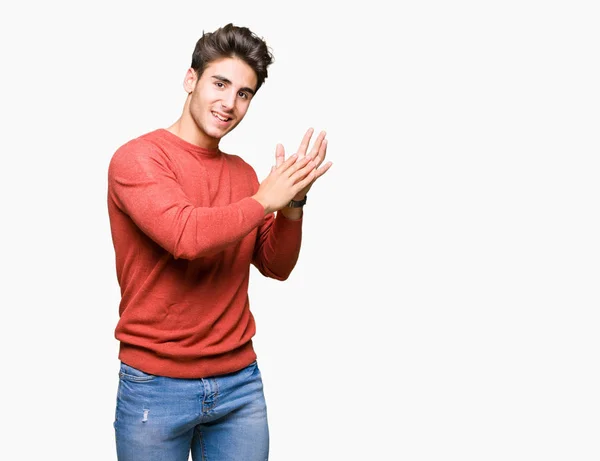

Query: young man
[107,23,331,461]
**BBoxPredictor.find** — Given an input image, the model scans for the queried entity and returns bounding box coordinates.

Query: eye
[215,82,225,88]
[238,91,249,100]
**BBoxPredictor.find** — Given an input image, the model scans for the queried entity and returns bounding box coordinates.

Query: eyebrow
[211,75,256,95]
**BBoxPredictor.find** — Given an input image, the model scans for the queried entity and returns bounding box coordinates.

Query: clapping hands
[253,128,333,215]
[275,128,333,201]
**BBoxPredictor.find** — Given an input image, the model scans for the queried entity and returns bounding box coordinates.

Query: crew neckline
[154,128,222,157]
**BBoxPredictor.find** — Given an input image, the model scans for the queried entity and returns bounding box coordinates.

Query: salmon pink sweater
[107,129,302,378]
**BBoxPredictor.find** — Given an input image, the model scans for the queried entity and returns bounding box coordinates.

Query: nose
[221,90,236,111]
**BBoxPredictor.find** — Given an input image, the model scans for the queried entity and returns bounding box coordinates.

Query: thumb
[275,143,285,168]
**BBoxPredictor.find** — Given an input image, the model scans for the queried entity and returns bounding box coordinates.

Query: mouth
[211,111,232,123]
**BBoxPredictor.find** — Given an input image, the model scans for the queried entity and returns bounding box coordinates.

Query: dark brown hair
[191,23,274,92]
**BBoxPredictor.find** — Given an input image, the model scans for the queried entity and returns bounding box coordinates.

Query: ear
[183,68,198,94]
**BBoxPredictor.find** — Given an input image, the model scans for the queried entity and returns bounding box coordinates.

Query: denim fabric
[114,361,269,461]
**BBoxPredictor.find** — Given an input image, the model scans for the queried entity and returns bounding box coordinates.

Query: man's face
[186,57,257,146]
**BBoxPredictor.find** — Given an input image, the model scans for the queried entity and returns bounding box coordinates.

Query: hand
[253,151,317,214]
[275,128,333,201]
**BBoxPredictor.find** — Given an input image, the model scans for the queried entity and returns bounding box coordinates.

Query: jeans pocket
[119,362,156,383]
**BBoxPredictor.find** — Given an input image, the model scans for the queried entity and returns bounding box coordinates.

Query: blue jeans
[114,361,269,461]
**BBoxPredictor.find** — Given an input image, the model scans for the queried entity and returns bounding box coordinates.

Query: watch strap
[287,195,307,208]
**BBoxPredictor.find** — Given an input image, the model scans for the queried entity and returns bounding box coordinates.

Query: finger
[275,143,285,168]
[296,128,314,158]
[293,169,318,192]
[289,159,316,183]
[313,138,327,167]
[279,153,300,172]
[285,155,312,177]
[307,130,326,160]
[313,161,333,180]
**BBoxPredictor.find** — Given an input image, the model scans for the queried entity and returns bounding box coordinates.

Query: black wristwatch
[287,195,307,208]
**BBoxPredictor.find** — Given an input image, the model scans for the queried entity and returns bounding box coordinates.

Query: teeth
[212,112,229,122]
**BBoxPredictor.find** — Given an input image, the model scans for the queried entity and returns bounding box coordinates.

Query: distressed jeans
[114,361,269,461]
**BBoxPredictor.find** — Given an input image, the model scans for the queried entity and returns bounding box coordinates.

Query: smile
[212,111,232,122]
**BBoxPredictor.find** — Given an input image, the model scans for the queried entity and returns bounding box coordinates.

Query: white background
[2,0,599,460]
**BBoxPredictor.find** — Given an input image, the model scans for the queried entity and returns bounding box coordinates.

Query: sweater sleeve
[252,212,303,280]
[108,141,265,260]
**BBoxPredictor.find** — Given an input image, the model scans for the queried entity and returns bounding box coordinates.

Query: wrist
[292,193,306,202]
[279,206,303,220]
[251,194,273,215]
[287,195,307,208]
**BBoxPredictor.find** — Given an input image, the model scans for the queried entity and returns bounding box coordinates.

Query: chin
[205,127,228,140]
[215,124,239,138]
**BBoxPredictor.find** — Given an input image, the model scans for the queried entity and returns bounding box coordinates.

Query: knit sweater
[107,129,302,378]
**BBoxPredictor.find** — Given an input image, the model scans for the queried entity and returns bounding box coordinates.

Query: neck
[167,97,219,150]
